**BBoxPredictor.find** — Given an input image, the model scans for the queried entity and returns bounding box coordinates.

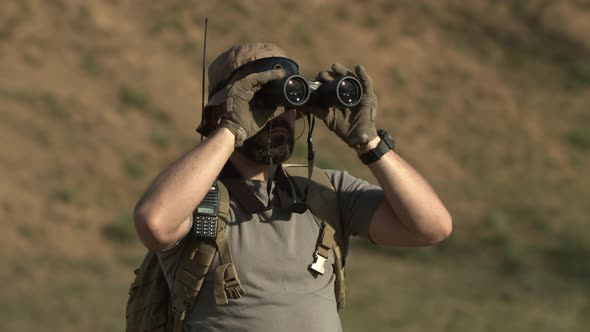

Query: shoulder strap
[282,164,348,310]
[212,182,245,304]
[170,234,216,331]
[171,180,243,332]
[282,164,346,247]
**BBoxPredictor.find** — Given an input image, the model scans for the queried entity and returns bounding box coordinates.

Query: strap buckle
[214,263,245,305]
[310,250,328,275]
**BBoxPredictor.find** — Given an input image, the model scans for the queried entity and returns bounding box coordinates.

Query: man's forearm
[134,128,235,248]
[356,137,452,243]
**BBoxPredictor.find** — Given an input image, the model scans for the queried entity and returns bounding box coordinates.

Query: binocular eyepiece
[258,75,363,109]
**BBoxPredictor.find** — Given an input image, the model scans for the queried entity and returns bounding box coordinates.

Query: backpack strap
[282,164,348,310]
[171,180,242,332]
[213,183,245,304]
[310,223,336,275]
[170,237,216,332]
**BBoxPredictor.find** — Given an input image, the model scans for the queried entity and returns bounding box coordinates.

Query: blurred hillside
[1,0,589,331]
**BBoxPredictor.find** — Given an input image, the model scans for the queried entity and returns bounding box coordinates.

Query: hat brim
[204,89,227,110]
[196,89,226,136]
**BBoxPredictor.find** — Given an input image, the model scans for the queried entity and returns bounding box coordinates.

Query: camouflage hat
[205,42,288,109]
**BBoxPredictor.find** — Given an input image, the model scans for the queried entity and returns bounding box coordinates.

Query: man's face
[236,109,297,165]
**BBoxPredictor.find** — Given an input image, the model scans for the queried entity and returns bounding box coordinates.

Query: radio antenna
[200,17,208,143]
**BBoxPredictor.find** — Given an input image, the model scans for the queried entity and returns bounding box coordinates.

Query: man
[133,42,452,331]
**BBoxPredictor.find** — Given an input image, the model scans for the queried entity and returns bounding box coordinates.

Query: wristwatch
[358,129,395,165]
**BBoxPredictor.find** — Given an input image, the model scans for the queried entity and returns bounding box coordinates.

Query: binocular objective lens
[338,79,361,106]
[285,78,308,105]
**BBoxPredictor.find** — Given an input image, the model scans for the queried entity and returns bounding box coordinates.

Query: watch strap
[359,130,395,165]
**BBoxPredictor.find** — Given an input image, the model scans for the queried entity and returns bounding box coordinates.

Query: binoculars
[257,75,363,109]
[208,57,365,110]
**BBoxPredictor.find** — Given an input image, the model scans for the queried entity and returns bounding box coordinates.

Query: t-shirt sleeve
[325,169,385,239]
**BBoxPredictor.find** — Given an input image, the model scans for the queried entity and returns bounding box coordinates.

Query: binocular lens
[258,73,362,108]
[338,78,362,107]
[285,77,309,106]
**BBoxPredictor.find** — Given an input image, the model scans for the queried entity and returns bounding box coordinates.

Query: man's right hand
[220,69,286,147]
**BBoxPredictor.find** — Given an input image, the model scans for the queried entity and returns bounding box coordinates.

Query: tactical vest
[125,165,348,332]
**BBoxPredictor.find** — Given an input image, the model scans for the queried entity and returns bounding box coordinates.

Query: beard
[236,118,294,165]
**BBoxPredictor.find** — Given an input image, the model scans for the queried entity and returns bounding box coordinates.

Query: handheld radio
[192,182,219,238]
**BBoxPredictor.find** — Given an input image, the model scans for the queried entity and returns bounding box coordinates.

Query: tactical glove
[220,69,286,147]
[307,64,378,148]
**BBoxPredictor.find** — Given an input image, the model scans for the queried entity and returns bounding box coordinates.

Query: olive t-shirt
[157,169,384,332]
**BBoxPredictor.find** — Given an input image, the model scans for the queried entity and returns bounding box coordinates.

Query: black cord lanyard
[261,113,316,211]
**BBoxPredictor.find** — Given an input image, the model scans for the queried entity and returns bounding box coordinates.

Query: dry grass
[1,0,589,330]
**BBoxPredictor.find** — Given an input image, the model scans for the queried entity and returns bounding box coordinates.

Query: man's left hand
[306,64,379,148]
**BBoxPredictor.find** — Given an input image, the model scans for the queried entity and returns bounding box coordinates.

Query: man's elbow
[133,204,171,251]
[425,213,453,244]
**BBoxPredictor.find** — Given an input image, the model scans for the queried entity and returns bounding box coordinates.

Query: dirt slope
[1,1,589,331]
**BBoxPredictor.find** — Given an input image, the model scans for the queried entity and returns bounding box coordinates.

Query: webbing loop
[213,223,245,305]
[214,263,245,304]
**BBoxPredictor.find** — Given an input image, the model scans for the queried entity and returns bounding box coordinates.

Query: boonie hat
[205,42,289,109]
